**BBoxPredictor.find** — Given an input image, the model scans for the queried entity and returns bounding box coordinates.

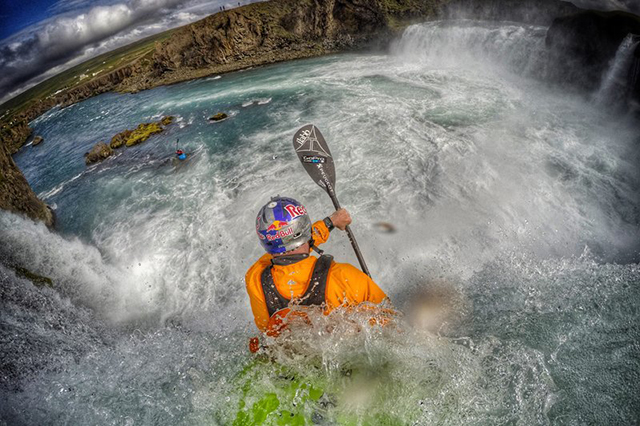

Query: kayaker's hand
[330,208,351,231]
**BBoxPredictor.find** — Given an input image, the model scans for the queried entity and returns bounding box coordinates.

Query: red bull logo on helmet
[266,220,289,232]
[266,228,293,241]
[285,204,307,219]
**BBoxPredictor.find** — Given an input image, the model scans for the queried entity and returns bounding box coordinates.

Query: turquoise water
[2,21,640,424]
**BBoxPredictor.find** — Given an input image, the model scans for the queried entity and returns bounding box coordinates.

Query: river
[2,20,639,425]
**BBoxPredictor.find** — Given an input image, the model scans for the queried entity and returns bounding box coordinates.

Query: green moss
[110,129,133,149]
[125,122,164,147]
[380,0,440,30]
[14,266,53,288]
[209,112,228,121]
[160,115,174,126]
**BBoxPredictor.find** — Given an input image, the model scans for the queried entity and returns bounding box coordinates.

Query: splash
[3,19,640,425]
[392,20,550,78]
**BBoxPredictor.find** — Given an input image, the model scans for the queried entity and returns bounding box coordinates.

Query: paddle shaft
[292,124,371,278]
[327,190,371,277]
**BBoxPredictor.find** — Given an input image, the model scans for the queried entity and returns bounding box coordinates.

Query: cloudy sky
[0,0,260,104]
[0,0,638,105]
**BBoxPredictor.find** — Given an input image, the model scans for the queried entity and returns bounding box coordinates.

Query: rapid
[2,20,639,424]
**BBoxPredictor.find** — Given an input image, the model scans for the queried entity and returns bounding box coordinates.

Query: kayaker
[175,149,187,160]
[245,196,389,341]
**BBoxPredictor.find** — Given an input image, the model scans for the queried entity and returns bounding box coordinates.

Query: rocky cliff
[546,10,640,92]
[118,0,444,92]
[441,0,579,25]
[0,143,53,227]
[1,64,139,154]
[0,63,140,224]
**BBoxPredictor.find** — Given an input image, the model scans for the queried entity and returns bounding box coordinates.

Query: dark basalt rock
[0,119,32,154]
[209,112,228,122]
[546,10,640,91]
[633,43,640,103]
[440,0,580,26]
[0,143,53,226]
[85,142,114,165]
[13,266,54,288]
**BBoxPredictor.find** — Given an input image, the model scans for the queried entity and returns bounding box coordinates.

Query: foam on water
[38,172,84,200]
[2,20,640,425]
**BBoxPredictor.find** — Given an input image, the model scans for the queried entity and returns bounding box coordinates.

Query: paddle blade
[293,125,337,196]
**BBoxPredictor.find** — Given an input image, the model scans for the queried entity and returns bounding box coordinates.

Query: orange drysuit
[245,220,388,332]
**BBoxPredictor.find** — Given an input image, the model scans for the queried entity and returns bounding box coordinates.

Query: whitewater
[1,20,639,424]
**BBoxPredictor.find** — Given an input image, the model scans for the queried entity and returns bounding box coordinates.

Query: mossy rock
[209,112,228,122]
[85,142,114,164]
[160,115,174,126]
[125,122,163,147]
[110,129,133,149]
[32,136,44,146]
[14,266,53,288]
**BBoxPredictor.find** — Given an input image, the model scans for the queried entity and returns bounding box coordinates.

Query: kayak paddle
[292,124,371,277]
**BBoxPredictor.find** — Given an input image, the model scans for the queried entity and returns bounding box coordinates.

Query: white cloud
[0,0,259,105]
[38,4,134,57]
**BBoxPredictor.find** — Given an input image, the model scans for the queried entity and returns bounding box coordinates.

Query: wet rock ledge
[0,144,53,226]
[85,116,173,164]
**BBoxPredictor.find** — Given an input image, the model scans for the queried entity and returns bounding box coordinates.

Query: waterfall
[392,20,550,78]
[593,34,640,106]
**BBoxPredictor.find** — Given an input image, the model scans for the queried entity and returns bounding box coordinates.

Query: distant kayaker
[245,196,389,346]
[175,149,187,160]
